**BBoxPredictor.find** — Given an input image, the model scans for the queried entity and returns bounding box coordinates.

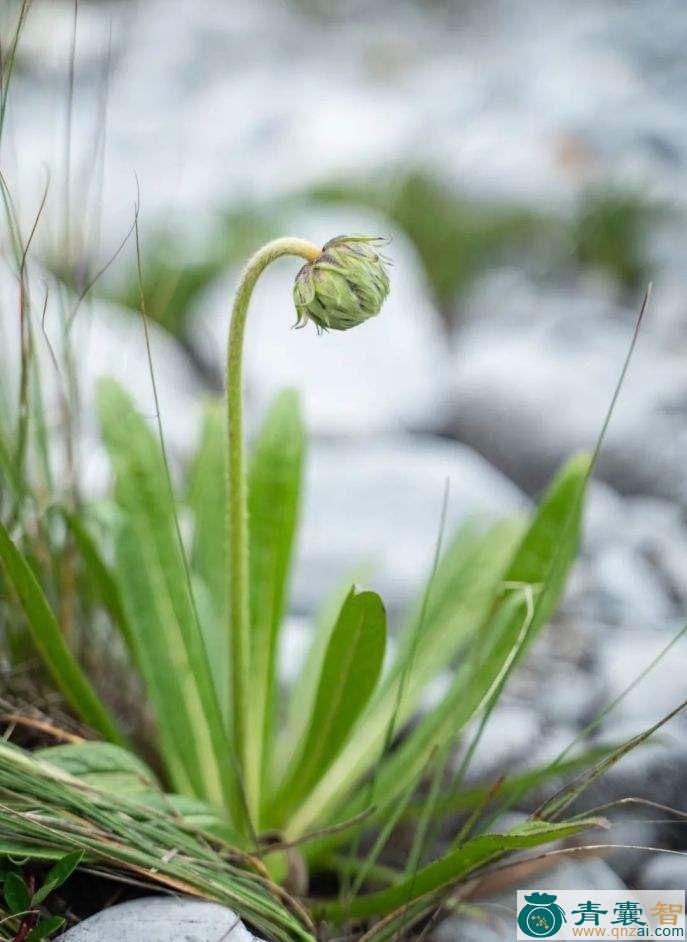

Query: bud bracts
[293,236,390,332]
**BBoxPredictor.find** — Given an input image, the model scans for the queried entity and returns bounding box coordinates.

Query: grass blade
[287,520,524,839]
[0,520,124,745]
[316,818,606,921]
[0,741,315,942]
[360,453,589,830]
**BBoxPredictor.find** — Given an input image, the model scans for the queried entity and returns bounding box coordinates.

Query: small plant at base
[0,851,82,941]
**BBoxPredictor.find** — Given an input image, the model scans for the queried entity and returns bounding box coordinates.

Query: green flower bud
[293,235,390,332]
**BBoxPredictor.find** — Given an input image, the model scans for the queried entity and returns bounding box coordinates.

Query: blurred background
[2,0,687,924]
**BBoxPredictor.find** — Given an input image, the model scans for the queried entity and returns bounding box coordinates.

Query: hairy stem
[226,237,320,824]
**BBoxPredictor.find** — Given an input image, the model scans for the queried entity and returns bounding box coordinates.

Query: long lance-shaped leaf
[290,454,588,841]
[97,379,241,822]
[500,452,590,659]
[380,517,525,705]
[284,519,523,839]
[35,742,159,794]
[60,510,137,660]
[113,515,205,798]
[315,818,606,921]
[246,388,304,817]
[35,741,238,842]
[187,401,229,709]
[303,590,529,871]
[272,589,386,825]
[0,427,21,500]
[0,520,124,745]
[278,568,368,781]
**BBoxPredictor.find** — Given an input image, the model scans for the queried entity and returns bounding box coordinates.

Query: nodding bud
[293,236,390,332]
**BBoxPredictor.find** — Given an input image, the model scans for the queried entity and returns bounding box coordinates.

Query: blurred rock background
[2,0,687,917]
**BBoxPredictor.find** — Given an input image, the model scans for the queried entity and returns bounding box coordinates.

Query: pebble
[58,898,260,942]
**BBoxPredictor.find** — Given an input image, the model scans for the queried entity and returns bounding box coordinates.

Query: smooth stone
[58,898,260,942]
[591,544,676,628]
[533,672,602,729]
[460,704,540,778]
[640,853,687,890]
[600,819,663,884]
[290,432,528,615]
[597,631,687,723]
[544,857,627,891]
[448,271,687,505]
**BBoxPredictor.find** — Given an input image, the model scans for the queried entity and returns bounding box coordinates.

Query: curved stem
[226,237,320,824]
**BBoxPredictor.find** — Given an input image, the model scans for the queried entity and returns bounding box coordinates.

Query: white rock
[597,631,687,724]
[449,271,687,504]
[592,545,675,628]
[602,819,664,884]
[58,898,260,941]
[291,433,527,615]
[459,704,540,778]
[640,853,687,890]
[536,670,602,728]
[541,857,627,891]
[11,0,687,234]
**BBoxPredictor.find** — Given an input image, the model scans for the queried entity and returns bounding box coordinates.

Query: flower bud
[293,236,390,332]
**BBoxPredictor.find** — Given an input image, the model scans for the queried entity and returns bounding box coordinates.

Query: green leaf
[133,792,238,842]
[356,454,590,833]
[34,743,158,796]
[278,564,372,782]
[285,520,524,839]
[32,851,83,905]
[247,388,304,810]
[112,515,200,797]
[34,743,238,843]
[26,916,66,941]
[380,518,526,717]
[502,452,590,656]
[60,510,137,661]
[317,818,605,921]
[0,426,21,498]
[0,520,124,745]
[97,378,241,823]
[273,589,386,823]
[4,870,30,914]
[290,454,589,845]
[187,401,229,714]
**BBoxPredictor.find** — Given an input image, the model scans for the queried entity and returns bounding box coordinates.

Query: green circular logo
[518,893,566,938]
